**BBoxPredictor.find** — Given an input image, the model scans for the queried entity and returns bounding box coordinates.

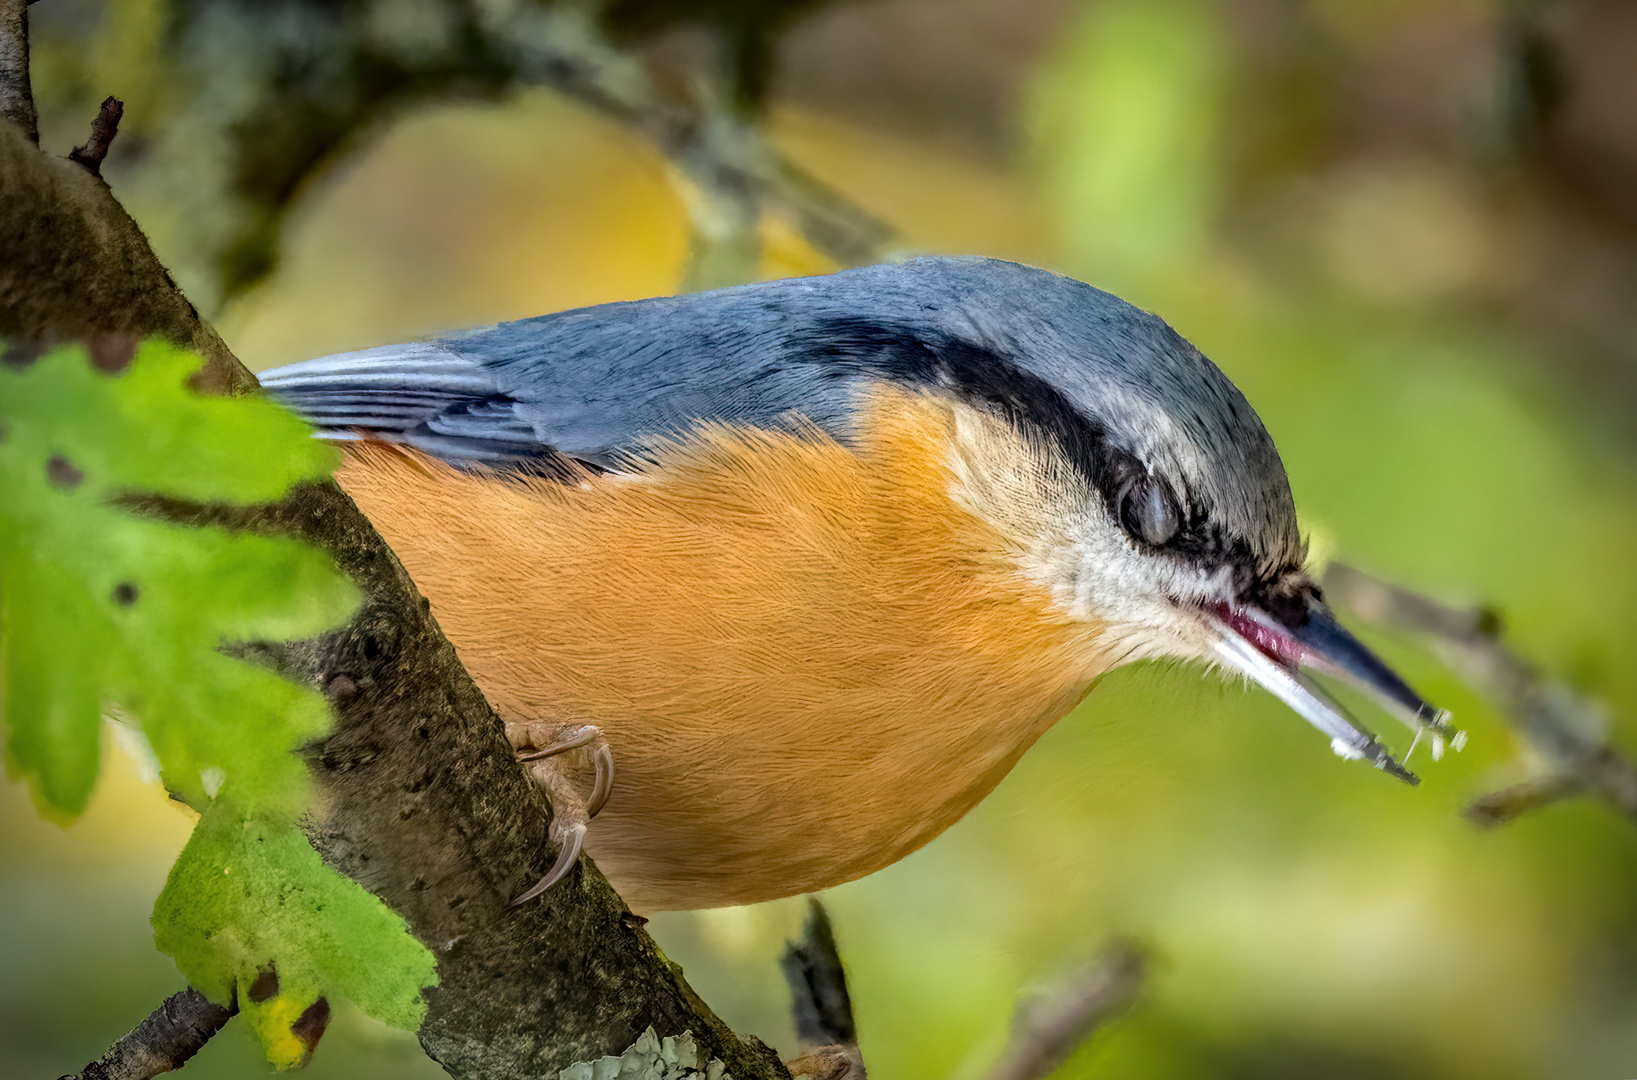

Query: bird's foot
[507,722,614,906]
[786,1045,867,1080]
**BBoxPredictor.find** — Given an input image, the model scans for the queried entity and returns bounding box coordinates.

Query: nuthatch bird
[261,256,1457,913]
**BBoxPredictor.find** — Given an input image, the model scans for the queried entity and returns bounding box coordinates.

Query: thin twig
[983,941,1147,1080]
[1464,774,1587,827]
[782,898,867,1080]
[0,0,38,143]
[69,95,124,177]
[61,988,237,1080]
[782,898,858,1048]
[1322,563,1637,824]
[502,5,892,275]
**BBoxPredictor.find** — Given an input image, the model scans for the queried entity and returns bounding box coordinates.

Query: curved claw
[517,726,598,762]
[515,724,613,816]
[511,821,587,907]
[589,743,614,818]
[508,724,612,905]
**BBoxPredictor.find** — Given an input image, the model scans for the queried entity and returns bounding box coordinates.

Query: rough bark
[0,113,787,1080]
[62,989,237,1080]
[0,0,34,144]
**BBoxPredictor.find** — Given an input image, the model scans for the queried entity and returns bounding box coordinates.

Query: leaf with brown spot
[0,340,434,1062]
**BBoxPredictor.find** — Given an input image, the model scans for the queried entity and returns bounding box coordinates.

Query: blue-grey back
[259,256,1299,571]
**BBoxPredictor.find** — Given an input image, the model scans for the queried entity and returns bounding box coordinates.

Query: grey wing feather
[259,342,560,467]
[258,293,874,473]
[262,261,1078,472]
[257,256,1152,474]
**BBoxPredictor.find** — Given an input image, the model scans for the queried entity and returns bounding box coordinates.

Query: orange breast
[335,388,1112,910]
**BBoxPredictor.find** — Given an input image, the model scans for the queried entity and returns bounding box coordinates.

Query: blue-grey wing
[257,291,870,473]
[258,342,546,466]
[257,255,1204,477]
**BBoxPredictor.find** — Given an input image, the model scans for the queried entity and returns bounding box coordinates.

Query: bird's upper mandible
[260,255,1455,910]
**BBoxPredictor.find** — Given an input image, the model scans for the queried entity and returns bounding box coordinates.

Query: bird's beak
[1204,595,1459,785]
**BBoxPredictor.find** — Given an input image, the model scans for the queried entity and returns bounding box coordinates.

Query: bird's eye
[1120,476,1182,547]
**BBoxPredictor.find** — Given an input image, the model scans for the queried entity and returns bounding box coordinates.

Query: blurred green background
[9,0,1637,1077]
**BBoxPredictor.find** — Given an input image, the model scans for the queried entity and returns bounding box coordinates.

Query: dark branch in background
[507,3,896,282]
[982,941,1147,1080]
[597,0,835,115]
[0,36,788,1080]
[1323,563,1637,826]
[781,899,865,1080]
[1491,0,1567,159]
[0,0,36,143]
[68,95,124,177]
[162,0,891,305]
[60,989,238,1080]
[502,5,892,288]
[782,899,857,1048]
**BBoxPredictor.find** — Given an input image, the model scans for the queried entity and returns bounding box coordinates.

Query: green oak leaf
[154,809,438,1066]
[0,340,435,1059]
[0,340,353,815]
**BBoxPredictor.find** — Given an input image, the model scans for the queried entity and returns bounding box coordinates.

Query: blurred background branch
[1324,562,1637,826]
[982,942,1147,1080]
[73,0,892,308]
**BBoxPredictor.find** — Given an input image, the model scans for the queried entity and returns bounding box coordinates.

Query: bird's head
[809,257,1456,781]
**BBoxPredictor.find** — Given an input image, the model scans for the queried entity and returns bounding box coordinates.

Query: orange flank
[336,387,1113,911]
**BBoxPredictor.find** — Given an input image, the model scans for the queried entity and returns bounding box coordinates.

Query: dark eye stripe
[797,316,1129,493]
[793,316,1293,584]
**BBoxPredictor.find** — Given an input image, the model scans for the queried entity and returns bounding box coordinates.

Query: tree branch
[0,0,37,144]
[1322,563,1637,825]
[0,112,787,1080]
[501,5,893,276]
[982,942,1146,1080]
[156,1,892,303]
[68,95,124,178]
[60,988,237,1080]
